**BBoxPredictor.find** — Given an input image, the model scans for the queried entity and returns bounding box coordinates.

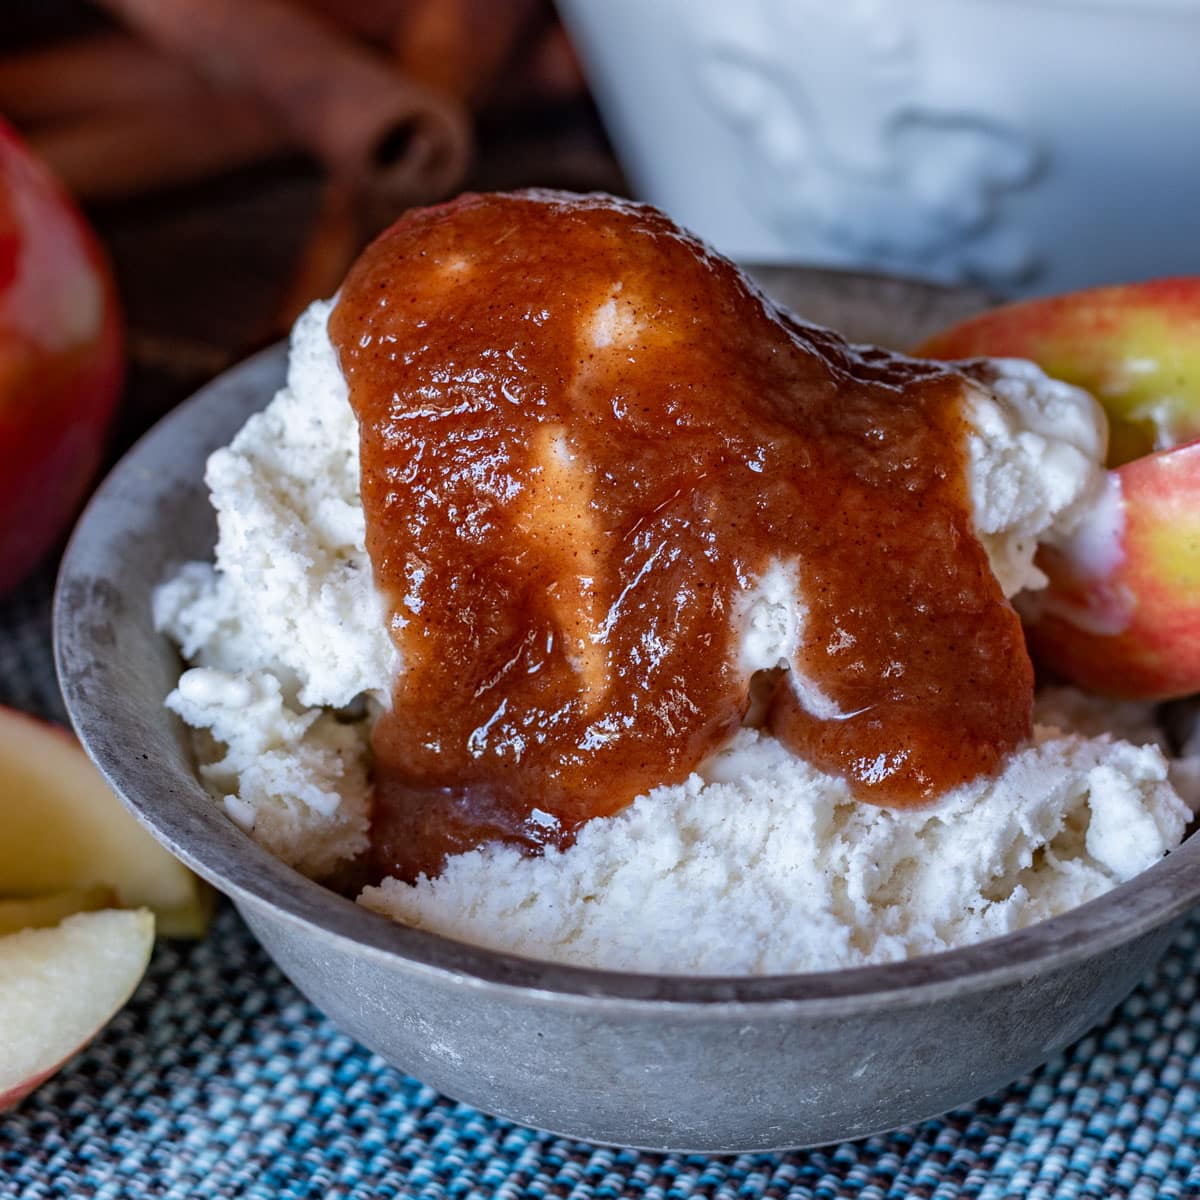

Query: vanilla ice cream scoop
[153,193,1173,978]
[156,290,1109,879]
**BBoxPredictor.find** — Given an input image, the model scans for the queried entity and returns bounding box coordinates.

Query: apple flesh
[0,908,153,1111]
[0,117,123,595]
[0,886,114,936]
[0,707,210,936]
[918,279,1200,700]
[917,278,1200,467]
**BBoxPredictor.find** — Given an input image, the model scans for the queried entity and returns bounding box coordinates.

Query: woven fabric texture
[3,565,1200,1200]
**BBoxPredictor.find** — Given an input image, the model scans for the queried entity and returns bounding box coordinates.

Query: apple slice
[0,708,210,936]
[919,279,1200,699]
[0,886,114,936]
[1019,440,1200,699]
[0,908,153,1111]
[916,278,1200,466]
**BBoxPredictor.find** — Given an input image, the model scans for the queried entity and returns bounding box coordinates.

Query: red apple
[0,909,153,1111]
[1018,442,1200,698]
[918,279,1200,699]
[0,117,123,595]
[0,706,211,937]
[917,278,1200,467]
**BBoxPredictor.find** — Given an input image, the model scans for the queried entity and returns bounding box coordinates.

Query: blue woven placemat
[4,565,1200,1199]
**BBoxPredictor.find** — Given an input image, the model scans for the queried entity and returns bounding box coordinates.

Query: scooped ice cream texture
[362,722,1186,974]
[156,283,1191,973]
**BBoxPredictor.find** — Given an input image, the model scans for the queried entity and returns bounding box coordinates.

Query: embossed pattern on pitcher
[693,0,1045,287]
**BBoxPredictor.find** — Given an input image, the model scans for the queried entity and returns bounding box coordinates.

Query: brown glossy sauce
[330,191,1034,882]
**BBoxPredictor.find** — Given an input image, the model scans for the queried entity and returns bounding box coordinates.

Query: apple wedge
[0,708,210,936]
[0,886,114,936]
[0,908,153,1111]
[917,277,1200,467]
[919,279,1200,699]
[1019,440,1200,699]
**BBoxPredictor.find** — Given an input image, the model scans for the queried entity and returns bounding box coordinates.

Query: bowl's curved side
[237,891,1182,1151]
[52,267,1200,1149]
[53,343,292,906]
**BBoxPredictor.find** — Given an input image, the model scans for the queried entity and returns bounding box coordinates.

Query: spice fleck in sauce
[329,191,1034,883]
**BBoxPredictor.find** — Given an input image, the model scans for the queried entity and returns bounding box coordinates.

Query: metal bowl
[54,268,1200,1153]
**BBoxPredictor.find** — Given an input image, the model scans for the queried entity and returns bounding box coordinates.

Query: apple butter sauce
[329,191,1034,883]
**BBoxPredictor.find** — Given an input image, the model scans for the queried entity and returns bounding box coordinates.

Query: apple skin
[916,278,1200,467]
[0,117,123,595]
[0,1063,58,1114]
[919,279,1200,699]
[1018,440,1200,700]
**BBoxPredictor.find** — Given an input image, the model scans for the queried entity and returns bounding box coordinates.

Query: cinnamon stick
[392,0,541,107]
[0,34,199,125]
[91,0,471,203]
[487,21,589,113]
[31,92,286,203]
[293,0,416,47]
